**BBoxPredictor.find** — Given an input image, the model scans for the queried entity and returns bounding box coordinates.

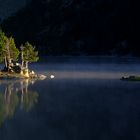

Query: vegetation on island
[121,76,140,81]
[0,30,39,78]
[21,42,39,69]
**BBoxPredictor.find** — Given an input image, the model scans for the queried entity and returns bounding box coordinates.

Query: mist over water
[30,56,140,79]
[0,57,140,140]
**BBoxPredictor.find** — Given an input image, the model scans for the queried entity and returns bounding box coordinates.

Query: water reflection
[0,79,38,126]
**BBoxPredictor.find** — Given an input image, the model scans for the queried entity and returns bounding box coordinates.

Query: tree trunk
[22,61,24,68]
[6,40,12,71]
[21,50,24,67]
[7,59,12,72]
[4,56,7,68]
[25,61,28,69]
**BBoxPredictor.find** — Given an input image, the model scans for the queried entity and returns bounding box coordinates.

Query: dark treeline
[0,0,135,56]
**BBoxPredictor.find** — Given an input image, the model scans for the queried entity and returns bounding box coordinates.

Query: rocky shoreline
[0,71,46,80]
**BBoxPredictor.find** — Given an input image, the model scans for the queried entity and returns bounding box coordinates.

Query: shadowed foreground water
[1,57,140,140]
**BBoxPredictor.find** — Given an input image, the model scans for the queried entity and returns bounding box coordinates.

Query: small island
[121,76,140,81]
[0,30,46,80]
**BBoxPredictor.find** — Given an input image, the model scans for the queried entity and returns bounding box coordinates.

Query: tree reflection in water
[0,79,38,126]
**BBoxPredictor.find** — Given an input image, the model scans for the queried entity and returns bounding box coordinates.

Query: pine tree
[0,30,19,71]
[8,37,19,61]
[0,30,7,63]
[4,37,19,71]
[22,42,39,69]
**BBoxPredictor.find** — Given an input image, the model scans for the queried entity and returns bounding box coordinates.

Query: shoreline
[0,71,46,80]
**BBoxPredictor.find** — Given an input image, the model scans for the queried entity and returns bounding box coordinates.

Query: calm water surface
[1,57,140,140]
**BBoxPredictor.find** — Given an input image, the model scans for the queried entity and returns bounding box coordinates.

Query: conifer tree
[22,42,39,69]
[0,30,7,64]
[0,30,19,71]
[8,37,19,61]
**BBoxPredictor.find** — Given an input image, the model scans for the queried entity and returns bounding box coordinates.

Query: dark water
[1,57,140,140]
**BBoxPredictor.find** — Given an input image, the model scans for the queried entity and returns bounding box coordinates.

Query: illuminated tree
[0,30,7,64]
[22,42,39,69]
[0,30,19,71]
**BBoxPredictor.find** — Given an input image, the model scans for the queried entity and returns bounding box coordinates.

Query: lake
[0,56,140,140]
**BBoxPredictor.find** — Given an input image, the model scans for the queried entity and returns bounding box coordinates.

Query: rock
[38,74,47,80]
[31,71,35,74]
[23,69,29,78]
[50,75,55,79]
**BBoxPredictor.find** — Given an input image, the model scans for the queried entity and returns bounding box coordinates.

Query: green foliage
[0,30,7,62]
[0,30,19,63]
[23,42,39,63]
[0,30,39,70]
[8,37,19,61]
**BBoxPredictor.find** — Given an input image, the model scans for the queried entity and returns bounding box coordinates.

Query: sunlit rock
[38,74,47,80]
[50,75,55,79]
[24,69,29,78]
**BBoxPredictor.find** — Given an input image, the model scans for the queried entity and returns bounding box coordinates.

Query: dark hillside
[1,0,133,56]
